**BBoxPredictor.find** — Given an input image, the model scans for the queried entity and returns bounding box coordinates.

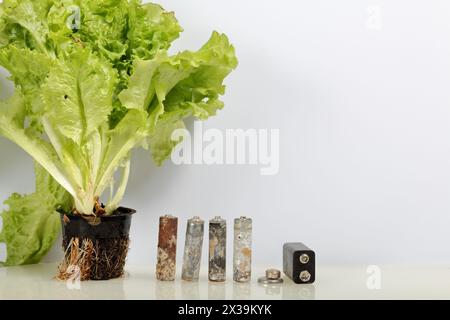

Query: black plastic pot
[60,207,135,280]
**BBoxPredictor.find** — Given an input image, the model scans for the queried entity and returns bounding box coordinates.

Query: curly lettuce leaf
[95,109,148,199]
[78,0,129,62]
[0,46,53,95]
[0,46,54,119]
[0,92,76,196]
[0,0,51,52]
[127,1,182,60]
[117,55,164,111]
[120,31,238,165]
[41,48,117,143]
[164,32,238,118]
[0,163,72,266]
[147,111,187,165]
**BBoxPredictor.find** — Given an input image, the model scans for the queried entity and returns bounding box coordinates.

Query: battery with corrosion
[208,216,227,282]
[233,216,252,282]
[156,215,178,281]
[181,216,204,281]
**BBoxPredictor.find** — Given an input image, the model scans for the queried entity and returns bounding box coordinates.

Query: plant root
[56,237,94,281]
[57,236,130,281]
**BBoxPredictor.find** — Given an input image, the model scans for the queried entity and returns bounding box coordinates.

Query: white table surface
[1,263,450,300]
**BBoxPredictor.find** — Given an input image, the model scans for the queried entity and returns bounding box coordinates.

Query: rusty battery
[156,215,178,281]
[233,216,252,282]
[208,216,227,282]
[181,216,204,281]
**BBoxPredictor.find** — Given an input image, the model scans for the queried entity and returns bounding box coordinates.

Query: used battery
[156,215,178,281]
[283,242,315,284]
[233,216,252,282]
[181,216,204,281]
[208,216,227,282]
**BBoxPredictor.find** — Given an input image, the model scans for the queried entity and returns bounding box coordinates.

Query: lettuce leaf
[0,163,72,266]
[127,1,182,60]
[0,0,50,52]
[120,31,238,164]
[41,48,117,143]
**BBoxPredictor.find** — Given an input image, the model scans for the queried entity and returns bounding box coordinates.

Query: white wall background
[2,0,450,268]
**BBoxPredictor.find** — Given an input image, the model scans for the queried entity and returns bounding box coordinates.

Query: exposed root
[89,237,129,280]
[57,236,130,281]
[56,238,94,281]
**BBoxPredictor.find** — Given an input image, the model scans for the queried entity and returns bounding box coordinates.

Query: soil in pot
[56,207,135,281]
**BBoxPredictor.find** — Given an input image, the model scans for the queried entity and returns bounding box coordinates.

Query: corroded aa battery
[181,216,204,281]
[208,216,227,282]
[156,215,178,281]
[233,216,252,282]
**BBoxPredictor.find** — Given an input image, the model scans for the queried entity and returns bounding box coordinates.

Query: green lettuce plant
[0,0,237,265]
